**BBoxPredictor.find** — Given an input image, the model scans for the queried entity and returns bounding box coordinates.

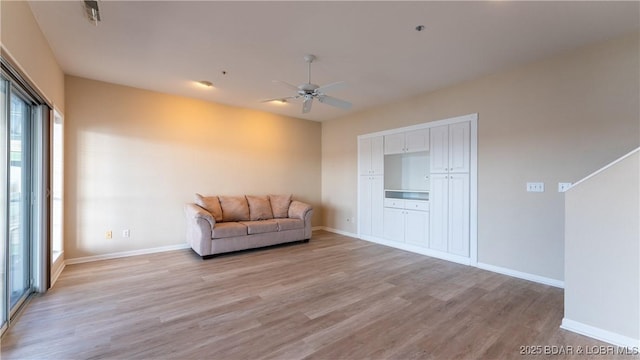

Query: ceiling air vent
[84,0,101,24]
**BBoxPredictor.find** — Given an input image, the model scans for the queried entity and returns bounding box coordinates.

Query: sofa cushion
[195,193,223,222]
[246,195,274,221]
[276,218,304,231]
[239,220,279,235]
[219,196,250,222]
[211,222,247,239]
[269,194,292,218]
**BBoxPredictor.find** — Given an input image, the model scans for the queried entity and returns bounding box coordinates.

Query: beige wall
[0,0,65,112]
[564,150,639,344]
[322,31,640,281]
[65,76,321,259]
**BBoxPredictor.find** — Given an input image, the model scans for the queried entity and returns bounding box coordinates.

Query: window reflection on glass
[9,93,29,308]
[1,78,7,328]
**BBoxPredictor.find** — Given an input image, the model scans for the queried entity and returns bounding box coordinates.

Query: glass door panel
[0,78,7,330]
[8,92,30,311]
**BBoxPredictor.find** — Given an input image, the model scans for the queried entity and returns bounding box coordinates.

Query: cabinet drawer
[384,198,405,208]
[405,200,429,211]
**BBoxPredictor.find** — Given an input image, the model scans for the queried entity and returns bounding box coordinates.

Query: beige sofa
[184,194,313,258]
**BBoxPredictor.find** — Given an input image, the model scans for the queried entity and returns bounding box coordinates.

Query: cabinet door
[405,129,429,153]
[371,176,384,237]
[359,136,384,175]
[358,138,372,175]
[384,207,405,241]
[429,174,448,251]
[449,122,470,173]
[448,174,470,256]
[384,133,405,155]
[371,136,384,175]
[405,209,429,247]
[430,125,449,173]
[358,175,372,236]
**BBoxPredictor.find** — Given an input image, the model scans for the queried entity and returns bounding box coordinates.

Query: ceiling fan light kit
[198,80,213,88]
[263,54,352,114]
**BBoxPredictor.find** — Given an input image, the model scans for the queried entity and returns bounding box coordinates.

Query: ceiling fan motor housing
[299,83,319,94]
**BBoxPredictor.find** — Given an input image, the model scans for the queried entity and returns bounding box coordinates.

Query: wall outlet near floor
[123,229,130,238]
[526,182,545,192]
[105,230,113,239]
[558,182,572,192]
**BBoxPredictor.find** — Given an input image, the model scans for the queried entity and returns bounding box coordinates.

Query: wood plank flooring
[0,231,629,359]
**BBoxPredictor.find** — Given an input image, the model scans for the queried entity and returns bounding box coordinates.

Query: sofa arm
[288,200,312,220]
[184,203,214,256]
[289,201,313,239]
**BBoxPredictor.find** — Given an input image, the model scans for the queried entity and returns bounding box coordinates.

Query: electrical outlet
[123,229,130,238]
[526,182,545,192]
[558,182,572,192]
[105,230,112,239]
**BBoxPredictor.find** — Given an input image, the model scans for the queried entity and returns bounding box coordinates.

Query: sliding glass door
[1,59,51,334]
[8,90,31,312]
[1,76,7,332]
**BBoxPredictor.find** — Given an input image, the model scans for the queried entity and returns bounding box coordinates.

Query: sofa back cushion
[195,193,223,222]
[246,195,274,221]
[219,195,250,222]
[269,194,292,218]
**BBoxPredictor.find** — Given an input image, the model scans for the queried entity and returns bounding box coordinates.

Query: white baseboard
[561,318,640,349]
[314,226,358,238]
[51,260,66,287]
[477,262,564,288]
[65,243,191,265]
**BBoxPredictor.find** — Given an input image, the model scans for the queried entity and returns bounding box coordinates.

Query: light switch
[558,183,572,192]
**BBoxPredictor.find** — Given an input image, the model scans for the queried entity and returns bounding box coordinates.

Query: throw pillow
[219,195,250,222]
[269,194,292,218]
[246,195,274,221]
[195,193,223,222]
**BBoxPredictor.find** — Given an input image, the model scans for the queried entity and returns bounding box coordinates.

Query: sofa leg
[303,239,310,243]
[202,254,217,260]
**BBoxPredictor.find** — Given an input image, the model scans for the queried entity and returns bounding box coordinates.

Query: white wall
[563,149,639,347]
[65,76,321,260]
[321,31,640,282]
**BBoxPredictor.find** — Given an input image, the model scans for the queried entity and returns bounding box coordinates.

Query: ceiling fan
[262,55,352,114]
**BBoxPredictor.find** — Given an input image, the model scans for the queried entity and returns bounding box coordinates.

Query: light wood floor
[0,231,626,359]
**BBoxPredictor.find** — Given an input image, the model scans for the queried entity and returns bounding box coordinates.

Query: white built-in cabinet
[429,122,471,257]
[359,136,384,175]
[358,136,384,237]
[357,114,476,265]
[384,129,429,154]
[383,199,429,247]
[430,122,470,173]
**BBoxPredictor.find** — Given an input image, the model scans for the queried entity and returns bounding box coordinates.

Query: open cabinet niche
[384,151,430,200]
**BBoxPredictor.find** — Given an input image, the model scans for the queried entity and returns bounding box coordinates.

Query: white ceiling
[28,1,639,121]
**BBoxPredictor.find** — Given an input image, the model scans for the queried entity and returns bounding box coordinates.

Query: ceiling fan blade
[318,95,352,110]
[273,80,300,92]
[315,81,346,94]
[302,97,313,113]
